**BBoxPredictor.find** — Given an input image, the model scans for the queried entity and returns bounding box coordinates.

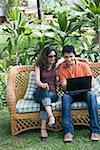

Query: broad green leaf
[10,8,20,20]
[58,11,67,32]
[0,60,7,72]
[7,37,13,58]
[89,2,98,14]
[72,3,85,12]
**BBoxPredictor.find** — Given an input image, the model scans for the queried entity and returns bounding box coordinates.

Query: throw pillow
[24,71,37,100]
[92,75,100,103]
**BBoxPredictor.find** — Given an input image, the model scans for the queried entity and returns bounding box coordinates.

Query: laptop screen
[67,76,92,92]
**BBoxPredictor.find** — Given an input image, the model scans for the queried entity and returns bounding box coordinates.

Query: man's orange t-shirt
[58,59,92,81]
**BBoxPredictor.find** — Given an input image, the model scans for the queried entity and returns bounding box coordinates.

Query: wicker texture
[7,63,100,135]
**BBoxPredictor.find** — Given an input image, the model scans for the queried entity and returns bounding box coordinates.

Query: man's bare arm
[56,57,89,68]
[60,79,67,91]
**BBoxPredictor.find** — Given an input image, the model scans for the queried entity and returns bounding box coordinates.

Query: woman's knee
[49,92,58,101]
[42,98,51,106]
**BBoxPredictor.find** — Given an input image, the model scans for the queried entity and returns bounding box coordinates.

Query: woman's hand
[41,83,49,90]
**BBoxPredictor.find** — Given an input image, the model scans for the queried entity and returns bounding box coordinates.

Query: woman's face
[47,51,56,65]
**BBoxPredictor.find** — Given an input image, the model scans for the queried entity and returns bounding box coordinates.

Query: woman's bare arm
[35,66,49,89]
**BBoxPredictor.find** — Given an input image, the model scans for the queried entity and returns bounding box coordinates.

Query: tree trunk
[93,31,100,50]
[37,0,43,20]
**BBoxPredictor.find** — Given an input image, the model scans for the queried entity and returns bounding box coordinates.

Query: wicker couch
[7,62,100,136]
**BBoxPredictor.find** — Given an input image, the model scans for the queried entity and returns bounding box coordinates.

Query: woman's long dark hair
[36,47,58,70]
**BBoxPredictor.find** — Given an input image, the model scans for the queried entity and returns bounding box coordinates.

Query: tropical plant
[0,0,22,19]
[8,0,22,7]
[72,0,100,47]
[0,60,8,110]
[28,11,87,57]
[49,11,86,49]
[43,0,68,16]
[77,36,100,62]
[0,76,6,110]
[43,0,61,15]
[1,7,32,65]
[29,23,53,57]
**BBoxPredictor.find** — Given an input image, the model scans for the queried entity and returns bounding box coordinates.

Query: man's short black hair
[62,45,76,56]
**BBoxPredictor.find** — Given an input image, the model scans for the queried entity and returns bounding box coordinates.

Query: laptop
[67,76,92,93]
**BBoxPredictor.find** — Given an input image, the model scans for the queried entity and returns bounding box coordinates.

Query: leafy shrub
[0,73,7,110]
[0,59,7,110]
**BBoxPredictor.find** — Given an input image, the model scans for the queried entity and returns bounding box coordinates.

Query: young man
[58,45,100,143]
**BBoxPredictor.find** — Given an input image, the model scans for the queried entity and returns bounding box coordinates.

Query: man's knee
[62,94,72,104]
[87,91,97,104]
[87,91,96,100]
[88,91,96,96]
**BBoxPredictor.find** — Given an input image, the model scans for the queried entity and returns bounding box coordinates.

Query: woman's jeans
[34,88,58,120]
[62,91,100,135]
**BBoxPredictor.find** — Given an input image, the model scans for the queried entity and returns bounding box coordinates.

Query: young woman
[34,47,58,141]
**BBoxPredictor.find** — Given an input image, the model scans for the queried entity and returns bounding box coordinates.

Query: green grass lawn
[0,109,100,150]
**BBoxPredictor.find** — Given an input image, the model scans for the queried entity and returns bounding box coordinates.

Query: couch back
[7,63,100,102]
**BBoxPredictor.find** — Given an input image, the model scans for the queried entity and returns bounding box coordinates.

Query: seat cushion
[16,98,100,113]
[16,99,40,113]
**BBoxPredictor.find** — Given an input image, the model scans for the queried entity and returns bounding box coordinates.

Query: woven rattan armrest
[7,65,34,114]
[7,68,17,113]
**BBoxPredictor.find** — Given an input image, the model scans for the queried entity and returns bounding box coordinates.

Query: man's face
[64,52,76,65]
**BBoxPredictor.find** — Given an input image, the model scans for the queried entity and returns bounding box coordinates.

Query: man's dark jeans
[62,91,100,135]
